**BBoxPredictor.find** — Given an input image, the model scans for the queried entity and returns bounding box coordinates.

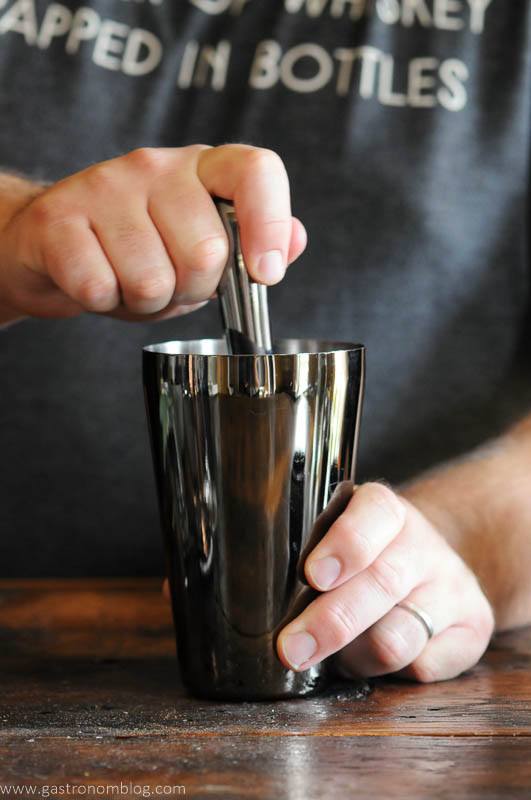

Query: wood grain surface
[0,579,530,799]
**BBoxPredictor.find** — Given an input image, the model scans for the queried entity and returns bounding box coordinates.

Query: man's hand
[162,482,495,683]
[163,411,531,681]
[0,145,306,323]
[275,483,494,682]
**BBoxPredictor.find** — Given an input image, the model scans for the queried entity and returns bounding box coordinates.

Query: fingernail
[257,250,285,283]
[308,556,341,590]
[282,631,317,670]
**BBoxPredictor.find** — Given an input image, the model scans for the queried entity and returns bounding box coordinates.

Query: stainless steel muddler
[215,199,272,355]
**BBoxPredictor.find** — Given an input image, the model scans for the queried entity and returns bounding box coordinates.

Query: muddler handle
[215,199,273,355]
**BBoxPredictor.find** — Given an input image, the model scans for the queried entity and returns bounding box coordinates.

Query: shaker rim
[143,338,364,357]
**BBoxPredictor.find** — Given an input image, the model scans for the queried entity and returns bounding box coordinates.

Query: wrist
[399,432,531,631]
[399,449,497,603]
[0,173,47,325]
[0,172,47,231]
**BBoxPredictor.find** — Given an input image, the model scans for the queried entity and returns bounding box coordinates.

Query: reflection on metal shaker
[143,338,364,699]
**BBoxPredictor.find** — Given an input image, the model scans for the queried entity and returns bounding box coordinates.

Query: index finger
[197,144,294,284]
[277,527,424,672]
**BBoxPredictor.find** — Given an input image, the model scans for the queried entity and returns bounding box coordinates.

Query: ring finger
[92,204,177,315]
[334,582,455,678]
[335,570,489,680]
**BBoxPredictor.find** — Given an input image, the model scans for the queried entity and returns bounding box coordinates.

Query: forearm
[402,414,531,631]
[0,171,46,324]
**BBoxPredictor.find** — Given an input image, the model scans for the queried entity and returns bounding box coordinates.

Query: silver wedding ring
[397,600,435,641]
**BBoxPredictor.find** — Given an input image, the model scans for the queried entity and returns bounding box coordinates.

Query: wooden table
[0,579,530,799]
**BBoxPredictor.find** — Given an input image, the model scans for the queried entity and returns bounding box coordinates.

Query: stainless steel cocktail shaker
[143,338,364,699]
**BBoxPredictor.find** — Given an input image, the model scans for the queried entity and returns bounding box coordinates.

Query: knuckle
[29,195,68,230]
[186,235,228,274]
[127,147,168,173]
[244,147,286,176]
[332,516,374,570]
[369,554,408,602]
[346,518,375,566]
[360,482,406,527]
[369,625,412,672]
[322,602,359,650]
[86,162,119,193]
[76,276,118,311]
[127,271,174,303]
